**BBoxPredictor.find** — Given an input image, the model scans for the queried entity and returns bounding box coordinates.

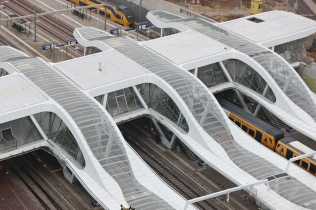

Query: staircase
[178,140,199,161]
[151,93,179,124]
[51,129,84,166]
[257,106,288,130]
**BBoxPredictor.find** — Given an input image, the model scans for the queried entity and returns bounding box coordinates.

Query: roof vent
[247,17,264,23]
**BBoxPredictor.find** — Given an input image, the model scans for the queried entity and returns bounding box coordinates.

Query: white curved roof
[0,46,194,210]
[146,10,316,141]
[217,10,316,47]
[74,27,316,209]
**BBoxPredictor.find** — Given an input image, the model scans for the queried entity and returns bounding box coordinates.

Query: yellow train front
[71,0,135,28]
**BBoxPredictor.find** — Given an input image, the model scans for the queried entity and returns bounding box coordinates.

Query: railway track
[4,0,84,55]
[119,124,226,210]
[4,157,65,210]
[0,33,15,46]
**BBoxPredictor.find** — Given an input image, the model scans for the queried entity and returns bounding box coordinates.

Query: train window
[276,144,280,148]
[248,129,255,137]
[229,117,234,122]
[301,161,308,169]
[310,163,316,174]
[294,159,301,165]
[264,138,267,142]
[286,149,293,160]
[255,131,262,142]
[269,138,272,143]
[235,121,241,127]
[242,125,248,132]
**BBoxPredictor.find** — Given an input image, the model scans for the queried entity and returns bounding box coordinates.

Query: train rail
[0,34,11,46]
[4,157,65,210]
[119,124,226,210]
[4,0,84,55]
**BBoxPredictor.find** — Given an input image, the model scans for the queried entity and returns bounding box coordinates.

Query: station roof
[143,31,230,65]
[0,75,47,114]
[54,51,148,90]
[218,10,316,46]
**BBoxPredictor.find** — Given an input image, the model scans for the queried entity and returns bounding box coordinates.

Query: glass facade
[0,117,42,152]
[162,28,179,37]
[188,69,195,74]
[223,59,276,103]
[274,38,307,63]
[95,95,104,104]
[34,112,85,167]
[105,87,143,117]
[85,46,102,56]
[0,68,8,77]
[197,63,228,88]
[137,83,189,132]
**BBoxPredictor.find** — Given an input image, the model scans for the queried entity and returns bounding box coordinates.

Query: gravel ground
[0,169,44,210]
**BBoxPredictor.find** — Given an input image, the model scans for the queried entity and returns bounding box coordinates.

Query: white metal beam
[102,93,108,109]
[285,151,316,173]
[133,86,148,109]
[219,61,233,83]
[30,115,48,140]
[184,179,270,210]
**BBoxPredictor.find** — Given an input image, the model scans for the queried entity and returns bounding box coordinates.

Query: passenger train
[70,0,135,28]
[217,96,316,177]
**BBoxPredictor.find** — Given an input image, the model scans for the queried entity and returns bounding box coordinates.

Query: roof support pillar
[151,118,170,148]
[30,115,48,140]
[132,86,148,109]
[219,61,233,83]
[102,93,108,109]
[234,90,251,113]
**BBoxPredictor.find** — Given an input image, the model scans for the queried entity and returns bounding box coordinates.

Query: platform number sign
[110,28,119,35]
[67,39,78,46]
[138,23,148,30]
[42,43,52,50]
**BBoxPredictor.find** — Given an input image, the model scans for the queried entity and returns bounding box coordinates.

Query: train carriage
[217,96,316,176]
[70,0,135,28]
[217,96,284,150]
[276,137,316,176]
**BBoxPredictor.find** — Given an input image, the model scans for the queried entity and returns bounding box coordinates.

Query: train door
[286,149,293,160]
[255,130,262,143]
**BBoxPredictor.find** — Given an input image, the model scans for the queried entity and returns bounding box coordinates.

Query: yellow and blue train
[70,0,135,28]
[217,96,316,177]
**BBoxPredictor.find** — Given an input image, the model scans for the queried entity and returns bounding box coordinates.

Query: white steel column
[234,90,251,113]
[102,93,108,109]
[152,118,170,147]
[219,61,233,83]
[30,115,48,140]
[170,114,183,149]
[133,86,148,109]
